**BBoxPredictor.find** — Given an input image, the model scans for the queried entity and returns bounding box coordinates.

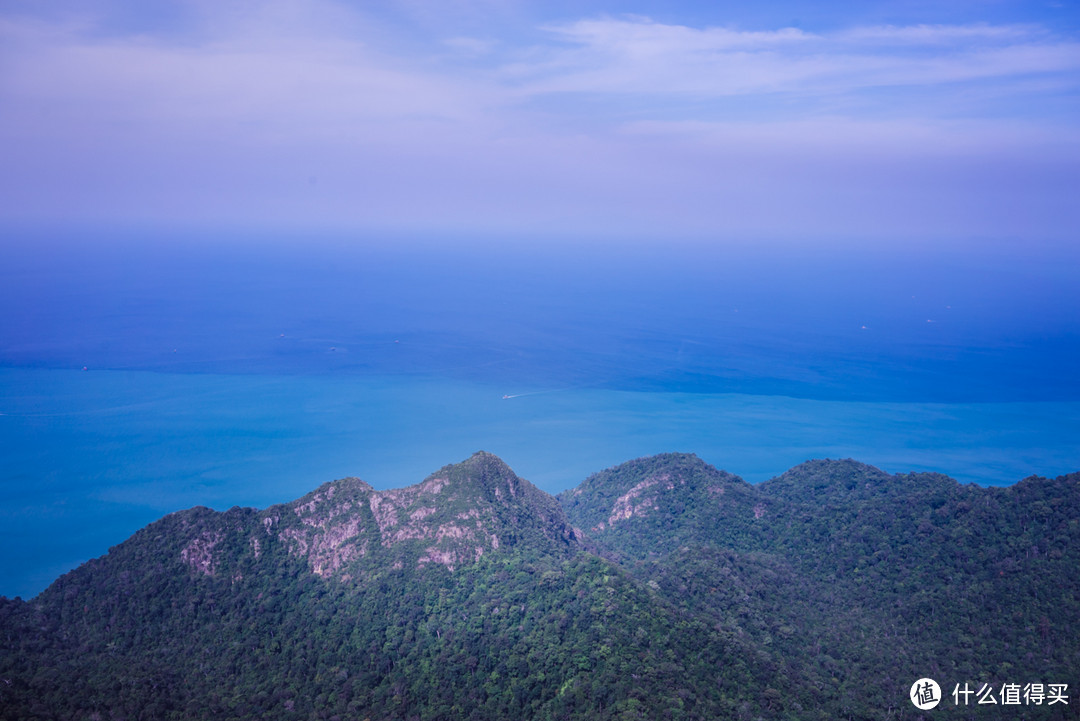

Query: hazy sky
[2,0,1078,242]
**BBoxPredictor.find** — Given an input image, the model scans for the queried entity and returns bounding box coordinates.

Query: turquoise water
[3,366,1078,599]
[3,234,1079,598]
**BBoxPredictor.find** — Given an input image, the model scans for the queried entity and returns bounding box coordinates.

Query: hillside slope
[2,452,1078,720]
[1,452,805,721]
[560,454,1080,720]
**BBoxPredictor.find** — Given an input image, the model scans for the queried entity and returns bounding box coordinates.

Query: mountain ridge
[146,451,583,587]
[2,452,1078,720]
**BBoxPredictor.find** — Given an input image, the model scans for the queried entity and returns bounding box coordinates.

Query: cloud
[838,23,1040,44]
[513,16,1080,99]
[0,4,1077,240]
[0,10,495,145]
[544,16,814,53]
[621,116,1079,158]
[4,9,1075,141]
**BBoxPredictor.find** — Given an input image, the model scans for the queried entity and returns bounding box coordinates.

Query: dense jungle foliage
[2,452,1078,720]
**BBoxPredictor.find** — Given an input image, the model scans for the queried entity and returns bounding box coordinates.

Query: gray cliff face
[166,451,583,585]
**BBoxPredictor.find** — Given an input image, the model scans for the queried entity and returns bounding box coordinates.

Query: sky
[1,0,1078,242]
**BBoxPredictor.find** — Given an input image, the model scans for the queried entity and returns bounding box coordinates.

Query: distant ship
[502,395,511,399]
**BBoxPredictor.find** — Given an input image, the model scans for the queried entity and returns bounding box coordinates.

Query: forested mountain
[2,452,1078,720]
[561,454,1080,720]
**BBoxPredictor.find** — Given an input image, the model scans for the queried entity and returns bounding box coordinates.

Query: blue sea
[2,230,1079,599]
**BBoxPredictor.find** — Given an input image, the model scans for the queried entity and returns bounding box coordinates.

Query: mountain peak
[558,453,763,558]
[255,453,579,578]
[759,458,957,503]
[762,458,888,490]
[423,450,523,500]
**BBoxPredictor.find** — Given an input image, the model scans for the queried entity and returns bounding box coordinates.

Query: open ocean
[2,231,1078,599]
